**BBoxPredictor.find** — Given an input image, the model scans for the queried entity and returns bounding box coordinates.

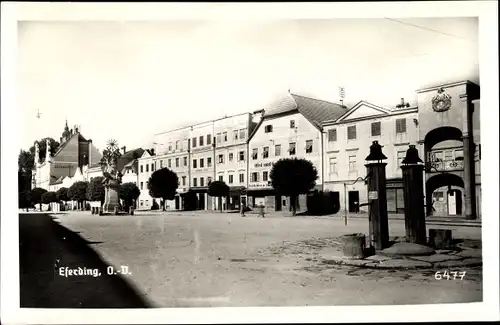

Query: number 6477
[435,270,466,280]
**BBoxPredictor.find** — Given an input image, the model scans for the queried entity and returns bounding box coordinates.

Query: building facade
[247,93,346,212]
[137,149,157,209]
[323,100,419,214]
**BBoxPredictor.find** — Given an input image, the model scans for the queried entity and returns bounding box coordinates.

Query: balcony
[426,159,464,172]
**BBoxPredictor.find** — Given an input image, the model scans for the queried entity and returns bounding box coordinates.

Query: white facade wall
[137,154,156,209]
[248,112,323,191]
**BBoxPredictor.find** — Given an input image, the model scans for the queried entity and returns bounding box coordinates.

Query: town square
[3,4,498,323]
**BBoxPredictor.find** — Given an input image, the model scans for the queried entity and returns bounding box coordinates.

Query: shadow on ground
[19,213,152,308]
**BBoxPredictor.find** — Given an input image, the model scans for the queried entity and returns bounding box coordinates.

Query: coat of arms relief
[431,88,452,112]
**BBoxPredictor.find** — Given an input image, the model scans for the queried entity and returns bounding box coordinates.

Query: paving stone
[435,249,454,254]
[365,254,391,262]
[342,259,371,267]
[376,258,432,269]
[434,260,472,268]
[461,258,482,266]
[455,249,482,259]
[409,254,462,263]
[381,242,435,257]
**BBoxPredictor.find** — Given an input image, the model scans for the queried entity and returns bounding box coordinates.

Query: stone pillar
[365,162,390,250]
[103,181,120,213]
[461,94,477,220]
[401,163,427,245]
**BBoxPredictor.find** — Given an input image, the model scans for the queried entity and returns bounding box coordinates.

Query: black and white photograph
[1,2,498,324]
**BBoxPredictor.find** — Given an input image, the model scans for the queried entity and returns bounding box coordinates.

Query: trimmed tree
[208,180,229,212]
[86,176,105,204]
[56,187,69,203]
[41,191,58,211]
[31,187,47,211]
[147,168,179,211]
[68,181,89,210]
[270,158,318,216]
[119,182,140,211]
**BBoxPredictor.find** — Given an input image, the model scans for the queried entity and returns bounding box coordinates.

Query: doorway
[447,190,463,216]
[348,191,360,213]
[275,195,282,211]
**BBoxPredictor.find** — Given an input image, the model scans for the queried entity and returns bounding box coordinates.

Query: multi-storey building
[322,80,481,219]
[213,112,258,210]
[323,100,419,214]
[153,126,191,210]
[247,92,346,212]
[137,149,156,209]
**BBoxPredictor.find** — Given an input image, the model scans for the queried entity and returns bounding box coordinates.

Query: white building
[137,149,157,209]
[247,92,346,212]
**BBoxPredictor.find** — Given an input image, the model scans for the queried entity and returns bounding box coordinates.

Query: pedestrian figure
[240,202,246,217]
[259,204,265,218]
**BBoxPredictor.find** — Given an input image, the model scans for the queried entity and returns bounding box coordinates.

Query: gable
[337,101,391,122]
[53,134,80,163]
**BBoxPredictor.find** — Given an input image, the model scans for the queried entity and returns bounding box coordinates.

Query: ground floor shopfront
[246,187,309,213]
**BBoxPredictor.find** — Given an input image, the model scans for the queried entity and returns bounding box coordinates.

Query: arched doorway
[425,173,464,217]
[423,126,463,166]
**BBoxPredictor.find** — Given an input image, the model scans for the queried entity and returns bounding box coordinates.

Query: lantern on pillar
[401,144,427,245]
[364,141,389,250]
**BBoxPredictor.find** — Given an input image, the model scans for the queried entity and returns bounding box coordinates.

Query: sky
[17,18,479,152]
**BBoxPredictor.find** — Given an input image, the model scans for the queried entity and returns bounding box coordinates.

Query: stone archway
[425,173,464,217]
[423,126,463,164]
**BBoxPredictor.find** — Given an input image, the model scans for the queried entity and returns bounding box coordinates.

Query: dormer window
[265,125,273,133]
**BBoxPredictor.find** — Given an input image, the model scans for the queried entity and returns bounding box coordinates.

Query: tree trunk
[162,199,166,211]
[39,203,42,211]
[219,197,222,213]
[291,195,297,216]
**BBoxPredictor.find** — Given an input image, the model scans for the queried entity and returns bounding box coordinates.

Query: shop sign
[254,162,274,168]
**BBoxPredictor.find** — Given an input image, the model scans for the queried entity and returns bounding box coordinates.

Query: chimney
[150,148,155,156]
[400,98,405,107]
[121,146,127,155]
[88,139,92,166]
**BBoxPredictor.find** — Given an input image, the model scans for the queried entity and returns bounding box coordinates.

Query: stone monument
[100,140,123,214]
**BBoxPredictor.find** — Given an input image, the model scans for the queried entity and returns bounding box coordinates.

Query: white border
[1,1,498,324]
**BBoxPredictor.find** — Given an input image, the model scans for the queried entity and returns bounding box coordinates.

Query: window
[140,165,143,173]
[289,142,296,155]
[223,132,228,142]
[252,148,258,160]
[455,149,464,160]
[160,160,163,168]
[193,178,197,187]
[200,158,204,168]
[193,159,197,168]
[290,120,295,128]
[444,150,453,161]
[347,126,357,140]
[265,125,273,133]
[216,133,222,143]
[396,118,407,134]
[207,134,212,145]
[146,164,149,172]
[192,137,197,148]
[229,175,234,184]
[239,129,246,139]
[140,182,144,190]
[329,157,337,174]
[305,140,313,154]
[200,177,204,187]
[275,144,281,156]
[207,157,212,167]
[251,172,259,182]
[176,140,180,150]
[175,158,179,168]
[151,163,155,171]
[218,154,224,164]
[207,177,212,184]
[263,171,268,182]
[239,173,244,183]
[218,175,223,181]
[168,143,172,151]
[263,147,269,158]
[328,129,337,142]
[183,157,187,166]
[168,159,171,168]
[371,122,381,136]
[199,136,204,146]
[182,176,186,186]
[229,153,234,161]
[233,130,238,140]
[348,155,357,172]
[397,150,406,167]
[239,151,245,161]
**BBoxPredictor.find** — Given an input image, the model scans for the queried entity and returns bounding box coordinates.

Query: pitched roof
[248,92,347,140]
[117,148,145,172]
[53,132,88,159]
